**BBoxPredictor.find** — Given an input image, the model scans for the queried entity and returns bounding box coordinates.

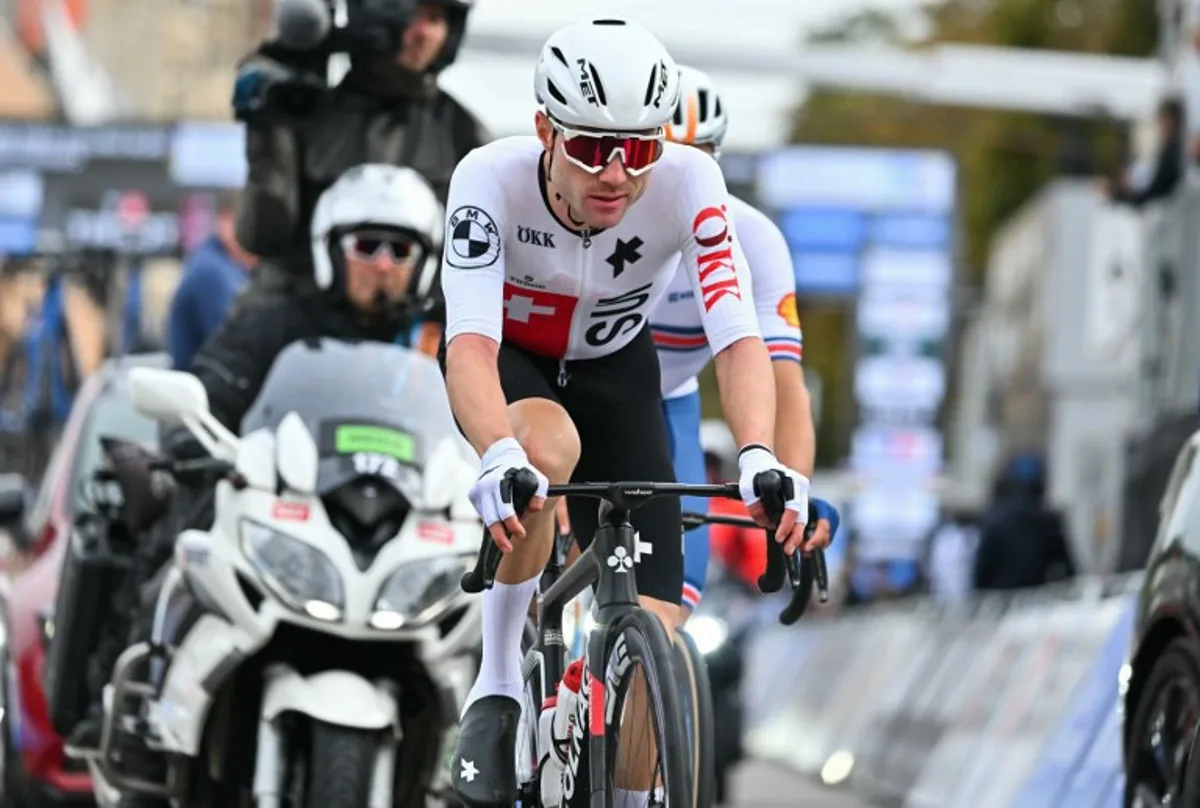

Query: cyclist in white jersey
[439,18,813,808]
[652,66,836,615]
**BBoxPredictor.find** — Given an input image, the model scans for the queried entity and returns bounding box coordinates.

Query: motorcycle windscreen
[239,337,460,504]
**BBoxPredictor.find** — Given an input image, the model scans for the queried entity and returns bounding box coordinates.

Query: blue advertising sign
[1007,600,1133,807]
[0,215,38,255]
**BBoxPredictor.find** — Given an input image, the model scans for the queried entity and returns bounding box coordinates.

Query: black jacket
[235,63,488,268]
[188,290,411,435]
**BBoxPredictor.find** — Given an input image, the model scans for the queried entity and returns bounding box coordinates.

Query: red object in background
[17,0,88,56]
[115,190,150,234]
[709,497,766,587]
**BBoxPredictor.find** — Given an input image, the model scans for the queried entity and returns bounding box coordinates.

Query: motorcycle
[71,339,485,807]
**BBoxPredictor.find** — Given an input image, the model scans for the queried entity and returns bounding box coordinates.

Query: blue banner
[1007,599,1133,807]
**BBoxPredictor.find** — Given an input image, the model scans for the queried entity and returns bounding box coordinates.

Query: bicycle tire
[674,627,716,808]
[580,609,690,808]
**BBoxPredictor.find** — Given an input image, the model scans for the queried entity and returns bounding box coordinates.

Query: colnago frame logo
[692,205,742,312]
[561,667,592,802]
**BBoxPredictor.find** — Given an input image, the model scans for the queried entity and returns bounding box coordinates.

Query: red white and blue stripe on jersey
[652,324,708,352]
[765,335,803,363]
[653,324,802,363]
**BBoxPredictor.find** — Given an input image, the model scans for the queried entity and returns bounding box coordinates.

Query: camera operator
[233,0,486,303]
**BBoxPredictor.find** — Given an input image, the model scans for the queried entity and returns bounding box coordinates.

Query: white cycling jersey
[441,137,761,362]
[652,195,803,399]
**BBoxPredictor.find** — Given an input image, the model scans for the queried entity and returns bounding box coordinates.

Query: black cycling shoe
[451,695,522,807]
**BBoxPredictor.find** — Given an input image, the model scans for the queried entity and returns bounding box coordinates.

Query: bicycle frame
[457,473,815,805]
[526,481,739,806]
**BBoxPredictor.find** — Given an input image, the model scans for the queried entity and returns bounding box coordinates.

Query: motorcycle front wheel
[304,721,379,808]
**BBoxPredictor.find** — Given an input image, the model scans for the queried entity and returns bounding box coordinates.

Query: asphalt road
[730,760,877,807]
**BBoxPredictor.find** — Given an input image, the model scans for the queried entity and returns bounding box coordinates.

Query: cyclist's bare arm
[713,339,776,451]
[440,149,516,457]
[445,335,513,456]
[773,358,814,475]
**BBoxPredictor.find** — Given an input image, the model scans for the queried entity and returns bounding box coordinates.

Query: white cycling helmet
[700,419,737,478]
[665,65,728,150]
[534,18,681,132]
[310,164,443,293]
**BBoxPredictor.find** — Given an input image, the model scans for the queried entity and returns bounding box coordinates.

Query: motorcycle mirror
[275,413,319,494]
[129,368,210,425]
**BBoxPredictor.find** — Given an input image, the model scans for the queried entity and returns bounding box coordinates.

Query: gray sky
[440,0,927,150]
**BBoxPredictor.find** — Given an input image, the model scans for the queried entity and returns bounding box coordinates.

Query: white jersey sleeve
[729,197,804,364]
[674,150,760,354]
[440,146,509,345]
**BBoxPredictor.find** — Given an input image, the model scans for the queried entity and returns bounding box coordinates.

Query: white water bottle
[539,659,584,807]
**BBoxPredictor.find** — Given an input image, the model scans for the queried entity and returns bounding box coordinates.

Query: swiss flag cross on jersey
[502,283,578,357]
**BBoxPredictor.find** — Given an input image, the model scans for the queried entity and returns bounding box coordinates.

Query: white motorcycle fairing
[95,340,486,806]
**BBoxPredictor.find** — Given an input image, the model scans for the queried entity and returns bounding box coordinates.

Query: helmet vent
[714,97,723,117]
[546,80,568,106]
[643,63,658,107]
[593,19,626,26]
[673,102,684,125]
[550,46,568,67]
[588,63,608,106]
[697,89,709,120]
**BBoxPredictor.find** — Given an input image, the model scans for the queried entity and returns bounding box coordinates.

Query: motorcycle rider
[233,0,487,306]
[64,165,444,808]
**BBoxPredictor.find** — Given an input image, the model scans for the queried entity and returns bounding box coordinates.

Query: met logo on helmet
[577,58,600,107]
[692,205,742,312]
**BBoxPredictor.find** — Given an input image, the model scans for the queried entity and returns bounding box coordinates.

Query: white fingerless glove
[736,445,811,522]
[468,438,549,527]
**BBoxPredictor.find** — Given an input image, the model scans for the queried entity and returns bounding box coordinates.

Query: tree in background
[724,0,1160,467]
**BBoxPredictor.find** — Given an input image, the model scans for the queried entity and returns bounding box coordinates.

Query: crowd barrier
[743,575,1142,807]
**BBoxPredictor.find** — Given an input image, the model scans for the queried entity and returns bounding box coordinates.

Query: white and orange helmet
[665,65,728,152]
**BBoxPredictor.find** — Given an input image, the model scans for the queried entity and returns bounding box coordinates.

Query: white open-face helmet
[534,18,681,132]
[310,164,443,294]
[700,418,737,478]
[665,65,728,151]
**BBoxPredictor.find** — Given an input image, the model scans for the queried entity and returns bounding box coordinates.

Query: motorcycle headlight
[240,520,344,621]
[685,614,729,656]
[371,555,472,630]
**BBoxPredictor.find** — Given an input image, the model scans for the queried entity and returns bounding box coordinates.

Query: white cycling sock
[463,574,540,714]
[613,788,650,808]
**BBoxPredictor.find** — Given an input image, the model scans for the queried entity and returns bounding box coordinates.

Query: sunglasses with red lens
[553,121,665,177]
[341,232,417,262]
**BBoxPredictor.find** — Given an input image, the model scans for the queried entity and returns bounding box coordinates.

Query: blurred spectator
[925,507,981,603]
[973,454,1076,591]
[166,192,257,370]
[1097,97,1184,209]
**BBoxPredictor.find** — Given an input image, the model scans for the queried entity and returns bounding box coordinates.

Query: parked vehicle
[1,353,164,807]
[1122,428,1200,807]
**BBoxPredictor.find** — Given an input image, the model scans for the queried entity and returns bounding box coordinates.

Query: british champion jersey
[651,195,804,399]
[441,137,761,362]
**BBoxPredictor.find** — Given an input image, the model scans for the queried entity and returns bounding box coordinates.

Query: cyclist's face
[397,3,449,73]
[536,112,651,231]
[341,231,418,314]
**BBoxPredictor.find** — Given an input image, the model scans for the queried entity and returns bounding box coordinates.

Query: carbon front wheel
[594,610,691,808]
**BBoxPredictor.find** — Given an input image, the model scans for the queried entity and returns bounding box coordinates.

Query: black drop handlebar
[681,503,830,625]
[460,469,828,625]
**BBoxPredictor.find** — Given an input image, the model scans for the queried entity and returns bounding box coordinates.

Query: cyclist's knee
[509,398,580,483]
[638,595,682,632]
